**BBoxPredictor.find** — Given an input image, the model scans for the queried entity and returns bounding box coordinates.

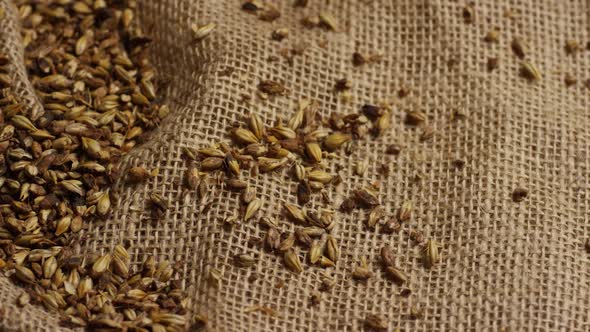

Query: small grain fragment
[128,166,150,183]
[487,57,499,72]
[453,159,466,170]
[366,206,384,229]
[406,110,426,125]
[365,313,388,330]
[191,22,216,40]
[295,228,313,247]
[420,126,434,141]
[258,7,281,22]
[319,12,338,31]
[520,61,541,81]
[294,0,308,7]
[386,144,401,155]
[410,304,423,320]
[565,40,581,55]
[398,201,413,222]
[258,80,288,96]
[310,291,321,305]
[380,245,395,267]
[382,219,401,234]
[355,159,369,176]
[564,74,577,87]
[410,230,425,244]
[208,268,222,288]
[242,0,262,12]
[352,258,373,280]
[17,292,30,307]
[272,28,289,41]
[297,181,312,205]
[352,52,382,66]
[512,188,528,202]
[511,38,526,59]
[234,254,256,267]
[484,30,500,43]
[334,78,351,92]
[354,187,380,208]
[462,4,475,24]
[301,15,320,28]
[279,233,296,252]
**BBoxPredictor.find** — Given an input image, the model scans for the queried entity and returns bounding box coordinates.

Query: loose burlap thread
[0,0,589,331]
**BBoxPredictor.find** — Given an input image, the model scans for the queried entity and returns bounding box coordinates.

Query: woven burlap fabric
[1,0,589,331]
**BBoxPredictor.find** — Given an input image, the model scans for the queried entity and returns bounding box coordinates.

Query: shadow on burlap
[1,0,589,331]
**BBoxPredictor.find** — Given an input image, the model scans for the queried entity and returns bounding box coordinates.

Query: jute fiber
[1,0,589,331]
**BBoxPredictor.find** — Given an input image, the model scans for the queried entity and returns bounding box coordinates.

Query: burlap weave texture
[1,0,589,331]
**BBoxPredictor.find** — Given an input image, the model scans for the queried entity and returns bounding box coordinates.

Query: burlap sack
[1,0,589,331]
